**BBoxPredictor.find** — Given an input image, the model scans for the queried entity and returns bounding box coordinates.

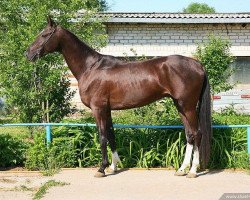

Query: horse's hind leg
[175,112,193,176]
[106,112,121,174]
[173,100,201,178]
[183,109,201,178]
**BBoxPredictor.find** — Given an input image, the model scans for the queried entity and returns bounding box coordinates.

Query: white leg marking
[110,151,120,171]
[178,143,193,172]
[189,145,199,174]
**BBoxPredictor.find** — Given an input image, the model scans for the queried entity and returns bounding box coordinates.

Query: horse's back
[159,55,204,75]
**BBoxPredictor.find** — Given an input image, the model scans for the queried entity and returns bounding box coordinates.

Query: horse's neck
[59,28,100,80]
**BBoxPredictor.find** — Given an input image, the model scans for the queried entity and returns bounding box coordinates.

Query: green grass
[18,185,34,192]
[1,106,250,171]
[0,126,30,138]
[24,111,250,171]
[33,180,69,200]
[42,168,61,176]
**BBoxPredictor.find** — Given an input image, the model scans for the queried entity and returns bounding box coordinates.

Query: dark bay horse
[26,17,212,178]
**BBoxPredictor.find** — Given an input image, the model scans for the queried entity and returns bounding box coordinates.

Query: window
[231,57,250,85]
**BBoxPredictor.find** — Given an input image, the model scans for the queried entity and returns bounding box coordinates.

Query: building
[70,13,250,112]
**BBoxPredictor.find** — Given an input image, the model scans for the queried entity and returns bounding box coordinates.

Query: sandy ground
[0,171,50,200]
[0,169,249,200]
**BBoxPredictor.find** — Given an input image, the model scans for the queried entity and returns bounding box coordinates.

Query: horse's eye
[42,33,49,37]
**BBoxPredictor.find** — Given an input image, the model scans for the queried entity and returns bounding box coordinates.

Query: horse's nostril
[25,50,33,61]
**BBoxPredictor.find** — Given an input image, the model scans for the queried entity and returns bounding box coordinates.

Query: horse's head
[26,16,59,61]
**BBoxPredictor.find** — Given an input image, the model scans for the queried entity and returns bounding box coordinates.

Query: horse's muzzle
[25,50,37,62]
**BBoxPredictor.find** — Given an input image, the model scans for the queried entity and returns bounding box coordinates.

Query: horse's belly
[110,89,167,110]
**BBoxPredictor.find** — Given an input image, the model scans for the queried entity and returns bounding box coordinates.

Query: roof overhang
[96,12,250,24]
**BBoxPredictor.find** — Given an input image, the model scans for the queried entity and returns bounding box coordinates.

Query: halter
[36,27,56,58]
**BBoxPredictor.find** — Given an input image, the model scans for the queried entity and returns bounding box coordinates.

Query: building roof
[96,12,250,24]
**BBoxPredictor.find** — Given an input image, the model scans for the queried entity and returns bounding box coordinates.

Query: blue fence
[1,123,250,154]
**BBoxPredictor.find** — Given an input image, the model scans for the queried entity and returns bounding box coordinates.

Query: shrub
[210,112,250,169]
[194,35,235,94]
[25,124,185,170]
[25,132,78,171]
[0,134,28,168]
[24,108,250,170]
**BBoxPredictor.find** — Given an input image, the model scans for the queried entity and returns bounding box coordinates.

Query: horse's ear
[47,16,56,27]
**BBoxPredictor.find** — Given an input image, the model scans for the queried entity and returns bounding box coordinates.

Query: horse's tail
[198,73,212,168]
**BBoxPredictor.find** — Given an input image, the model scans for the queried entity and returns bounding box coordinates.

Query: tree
[85,0,109,11]
[183,2,216,14]
[194,35,235,94]
[0,99,5,116]
[0,1,108,123]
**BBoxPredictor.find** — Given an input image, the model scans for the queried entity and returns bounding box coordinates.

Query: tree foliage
[183,2,216,13]
[85,0,109,11]
[194,35,235,94]
[0,0,108,122]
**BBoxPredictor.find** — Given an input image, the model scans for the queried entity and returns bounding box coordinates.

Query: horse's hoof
[94,171,106,178]
[186,173,197,178]
[106,167,117,174]
[174,171,186,176]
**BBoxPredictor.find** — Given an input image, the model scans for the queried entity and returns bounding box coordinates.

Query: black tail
[198,73,212,168]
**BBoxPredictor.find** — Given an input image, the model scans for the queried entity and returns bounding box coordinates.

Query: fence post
[247,126,250,155]
[45,125,52,146]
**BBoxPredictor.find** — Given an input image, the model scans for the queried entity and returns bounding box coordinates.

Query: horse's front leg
[92,107,109,177]
[106,111,121,174]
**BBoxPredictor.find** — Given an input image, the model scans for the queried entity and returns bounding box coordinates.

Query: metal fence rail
[1,123,250,154]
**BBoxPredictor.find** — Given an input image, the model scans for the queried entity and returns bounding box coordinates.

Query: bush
[0,134,28,168]
[24,103,250,171]
[2,98,248,171]
[210,112,250,169]
[194,35,235,94]
[25,124,185,170]
[25,132,79,171]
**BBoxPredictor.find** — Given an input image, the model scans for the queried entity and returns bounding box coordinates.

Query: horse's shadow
[105,168,129,177]
[106,168,225,177]
[197,169,224,177]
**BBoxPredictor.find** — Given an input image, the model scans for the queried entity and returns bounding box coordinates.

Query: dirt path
[0,171,50,200]
[0,169,249,200]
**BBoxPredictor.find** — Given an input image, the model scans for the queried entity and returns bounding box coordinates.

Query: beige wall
[100,23,250,57]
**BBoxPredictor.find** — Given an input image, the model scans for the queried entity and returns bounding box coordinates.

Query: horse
[26,16,212,178]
